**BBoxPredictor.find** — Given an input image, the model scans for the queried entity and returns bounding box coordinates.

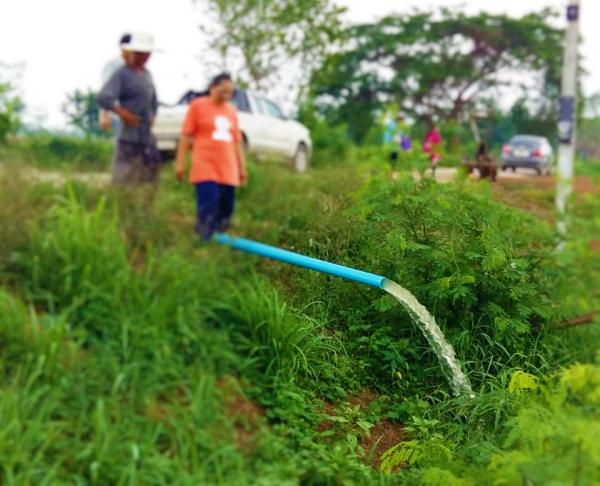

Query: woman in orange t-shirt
[175,73,248,240]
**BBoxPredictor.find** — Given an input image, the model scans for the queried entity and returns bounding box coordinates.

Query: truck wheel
[293,143,309,173]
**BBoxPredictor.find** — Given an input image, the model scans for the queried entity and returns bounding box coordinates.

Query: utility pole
[556,0,580,237]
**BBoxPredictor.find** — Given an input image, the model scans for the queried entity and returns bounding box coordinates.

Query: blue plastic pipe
[214,233,386,289]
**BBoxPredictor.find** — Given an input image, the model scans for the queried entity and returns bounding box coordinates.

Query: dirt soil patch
[491,175,598,227]
[347,389,379,410]
[316,401,337,434]
[217,376,266,453]
[490,185,554,222]
[317,390,406,470]
[497,174,598,193]
[348,390,406,469]
[363,419,408,469]
[0,165,111,187]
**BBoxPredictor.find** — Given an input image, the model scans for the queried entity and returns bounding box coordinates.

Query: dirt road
[434,167,598,193]
[0,164,110,187]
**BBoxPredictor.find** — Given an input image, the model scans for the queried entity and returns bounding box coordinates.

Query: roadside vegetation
[0,150,598,483]
[2,2,600,482]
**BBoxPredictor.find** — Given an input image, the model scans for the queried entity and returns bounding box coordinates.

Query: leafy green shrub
[298,104,351,168]
[379,363,600,484]
[356,175,567,378]
[240,166,578,391]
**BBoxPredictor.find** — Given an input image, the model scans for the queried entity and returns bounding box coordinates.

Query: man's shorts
[112,141,160,185]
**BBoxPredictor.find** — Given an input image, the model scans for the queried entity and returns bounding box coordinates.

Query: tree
[0,64,24,144]
[308,9,563,143]
[585,93,600,118]
[62,89,104,137]
[197,0,346,92]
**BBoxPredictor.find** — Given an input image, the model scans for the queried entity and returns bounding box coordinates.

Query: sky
[1,0,598,127]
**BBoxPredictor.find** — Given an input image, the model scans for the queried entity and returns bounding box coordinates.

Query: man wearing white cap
[97,32,161,185]
[99,33,132,132]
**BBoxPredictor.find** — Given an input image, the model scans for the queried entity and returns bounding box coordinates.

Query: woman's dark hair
[477,143,487,156]
[209,72,233,89]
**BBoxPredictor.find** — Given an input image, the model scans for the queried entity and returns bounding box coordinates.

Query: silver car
[501,135,554,175]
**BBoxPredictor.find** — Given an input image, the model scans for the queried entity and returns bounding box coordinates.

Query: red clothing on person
[423,128,442,164]
[423,129,442,151]
[182,97,243,186]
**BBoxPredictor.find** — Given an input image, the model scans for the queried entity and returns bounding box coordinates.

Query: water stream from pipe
[214,233,475,398]
[383,279,475,398]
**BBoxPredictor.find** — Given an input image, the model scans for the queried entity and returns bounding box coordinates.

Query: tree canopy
[308,9,563,142]
[0,64,24,143]
[197,0,346,90]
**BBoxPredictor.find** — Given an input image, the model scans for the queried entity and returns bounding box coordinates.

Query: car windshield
[265,100,285,119]
[510,136,542,148]
[257,98,285,119]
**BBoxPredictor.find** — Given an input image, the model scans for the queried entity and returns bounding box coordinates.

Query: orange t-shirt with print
[182,97,242,186]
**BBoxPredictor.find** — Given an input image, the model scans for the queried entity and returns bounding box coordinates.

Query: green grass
[576,158,600,179]
[0,133,112,171]
[0,158,598,484]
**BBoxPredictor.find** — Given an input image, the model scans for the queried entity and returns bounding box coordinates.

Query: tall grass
[219,278,347,384]
[15,189,129,341]
[0,189,287,483]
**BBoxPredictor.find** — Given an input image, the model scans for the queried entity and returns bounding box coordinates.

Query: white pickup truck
[153,89,312,173]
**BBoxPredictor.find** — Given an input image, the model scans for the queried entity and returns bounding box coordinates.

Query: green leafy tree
[309,9,563,143]
[0,67,24,144]
[62,89,104,137]
[586,92,600,118]
[197,0,346,90]
[487,98,554,147]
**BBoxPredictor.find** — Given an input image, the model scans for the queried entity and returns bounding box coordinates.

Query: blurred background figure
[476,143,492,165]
[100,33,131,133]
[464,142,498,181]
[423,122,442,175]
[97,32,160,185]
[383,113,412,170]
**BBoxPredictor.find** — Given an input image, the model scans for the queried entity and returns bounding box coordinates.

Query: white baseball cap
[124,32,156,53]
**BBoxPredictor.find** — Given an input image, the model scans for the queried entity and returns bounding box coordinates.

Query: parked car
[501,135,554,175]
[153,89,312,173]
